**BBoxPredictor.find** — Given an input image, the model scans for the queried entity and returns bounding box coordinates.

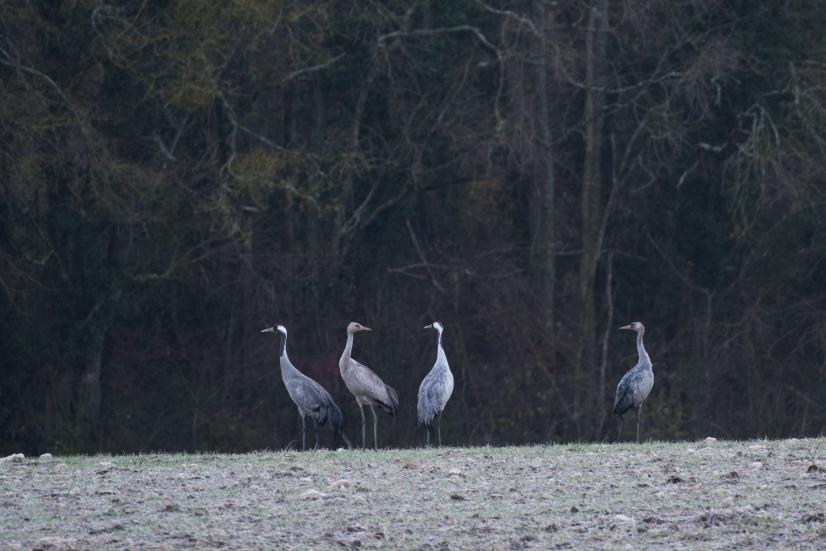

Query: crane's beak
[361,326,372,332]
[423,324,433,330]
[260,327,275,333]
[618,324,633,331]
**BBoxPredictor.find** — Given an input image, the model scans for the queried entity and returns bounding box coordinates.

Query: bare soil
[2,439,826,549]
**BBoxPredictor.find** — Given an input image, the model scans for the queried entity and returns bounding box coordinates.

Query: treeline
[1,0,825,453]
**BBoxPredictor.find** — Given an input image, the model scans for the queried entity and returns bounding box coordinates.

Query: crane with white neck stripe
[261,324,344,450]
[417,321,454,446]
[612,321,654,443]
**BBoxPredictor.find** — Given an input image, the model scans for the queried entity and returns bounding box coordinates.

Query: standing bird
[613,321,654,443]
[417,321,454,447]
[338,322,399,450]
[261,324,344,450]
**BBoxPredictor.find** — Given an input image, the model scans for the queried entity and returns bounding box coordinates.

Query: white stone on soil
[612,514,636,529]
[1,453,25,463]
[299,489,327,500]
[32,536,77,550]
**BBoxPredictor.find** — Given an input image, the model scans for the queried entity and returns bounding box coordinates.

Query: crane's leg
[313,418,319,450]
[425,426,430,447]
[300,414,306,451]
[436,414,442,447]
[359,405,366,449]
[616,416,623,442]
[370,406,378,451]
[636,404,643,444]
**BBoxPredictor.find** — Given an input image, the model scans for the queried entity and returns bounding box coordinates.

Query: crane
[338,322,399,450]
[612,321,654,443]
[261,324,344,450]
[417,321,453,447]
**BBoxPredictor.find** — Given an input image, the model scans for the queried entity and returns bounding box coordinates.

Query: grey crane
[612,321,654,443]
[338,322,399,450]
[417,321,454,447]
[261,324,344,450]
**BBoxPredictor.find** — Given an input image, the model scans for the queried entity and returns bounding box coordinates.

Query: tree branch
[474,0,541,37]
[281,53,346,85]
[378,26,500,58]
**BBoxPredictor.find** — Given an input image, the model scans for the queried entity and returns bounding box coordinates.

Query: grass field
[2,438,826,549]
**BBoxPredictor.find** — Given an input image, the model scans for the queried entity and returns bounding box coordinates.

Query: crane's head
[424,321,444,332]
[619,321,644,332]
[260,324,288,336]
[347,321,372,334]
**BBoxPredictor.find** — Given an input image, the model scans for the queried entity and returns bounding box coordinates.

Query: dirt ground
[2,438,826,549]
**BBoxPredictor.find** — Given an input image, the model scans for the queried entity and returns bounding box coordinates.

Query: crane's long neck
[636,329,652,369]
[435,329,447,366]
[278,333,300,379]
[340,331,354,370]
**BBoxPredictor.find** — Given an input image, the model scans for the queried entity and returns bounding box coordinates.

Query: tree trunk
[76,285,122,452]
[576,0,608,437]
[597,252,615,438]
[76,325,105,449]
[530,0,557,334]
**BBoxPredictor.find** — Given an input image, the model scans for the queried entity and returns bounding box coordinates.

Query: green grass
[2,439,826,549]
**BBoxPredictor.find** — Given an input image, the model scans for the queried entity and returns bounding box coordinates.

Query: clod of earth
[328,479,351,490]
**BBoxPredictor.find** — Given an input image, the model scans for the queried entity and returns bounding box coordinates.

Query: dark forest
[2,0,825,454]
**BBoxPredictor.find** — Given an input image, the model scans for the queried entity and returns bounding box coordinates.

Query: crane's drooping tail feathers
[385,384,400,416]
[368,383,399,416]
[327,399,343,429]
[326,401,353,449]
[321,398,345,448]
[330,409,354,449]
[417,391,438,427]
[614,394,633,417]
[613,387,633,416]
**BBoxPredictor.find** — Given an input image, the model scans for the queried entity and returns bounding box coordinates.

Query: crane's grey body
[339,322,399,450]
[261,325,343,450]
[417,322,453,446]
[613,321,654,443]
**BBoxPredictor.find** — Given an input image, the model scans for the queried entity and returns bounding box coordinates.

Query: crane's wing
[417,368,447,426]
[290,375,343,429]
[348,359,399,414]
[613,368,651,416]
